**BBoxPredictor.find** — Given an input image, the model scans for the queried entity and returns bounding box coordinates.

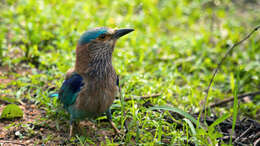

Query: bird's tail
[49,93,59,98]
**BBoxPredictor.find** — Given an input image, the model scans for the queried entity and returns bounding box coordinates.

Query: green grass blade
[229,70,240,144]
[183,118,196,135]
[209,113,230,131]
[149,106,202,128]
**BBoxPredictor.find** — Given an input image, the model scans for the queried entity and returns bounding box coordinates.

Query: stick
[202,25,260,116]
[124,94,161,101]
[210,91,260,108]
[199,91,260,113]
[233,124,253,144]
[0,141,26,146]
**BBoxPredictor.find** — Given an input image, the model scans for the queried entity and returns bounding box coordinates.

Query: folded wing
[58,73,84,109]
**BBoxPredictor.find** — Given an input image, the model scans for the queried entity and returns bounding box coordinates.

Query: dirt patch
[0,100,120,145]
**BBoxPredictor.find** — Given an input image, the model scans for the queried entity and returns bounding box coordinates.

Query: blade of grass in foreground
[209,113,230,132]
[230,70,240,144]
[183,118,196,135]
[148,106,202,128]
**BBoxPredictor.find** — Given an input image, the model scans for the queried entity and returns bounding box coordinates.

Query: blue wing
[58,73,84,109]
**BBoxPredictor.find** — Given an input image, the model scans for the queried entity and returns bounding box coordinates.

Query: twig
[0,141,26,146]
[233,124,253,144]
[202,25,260,116]
[254,137,260,146]
[200,91,260,113]
[124,93,161,101]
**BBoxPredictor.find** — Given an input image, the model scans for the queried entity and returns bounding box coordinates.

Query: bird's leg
[74,121,80,133]
[69,120,73,138]
[106,108,121,134]
[69,120,81,138]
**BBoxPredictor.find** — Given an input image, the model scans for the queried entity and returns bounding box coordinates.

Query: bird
[56,27,134,137]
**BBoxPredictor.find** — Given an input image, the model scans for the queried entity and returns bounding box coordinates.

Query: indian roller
[57,27,134,137]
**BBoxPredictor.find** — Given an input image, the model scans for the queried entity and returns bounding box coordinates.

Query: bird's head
[75,27,134,75]
[78,27,134,45]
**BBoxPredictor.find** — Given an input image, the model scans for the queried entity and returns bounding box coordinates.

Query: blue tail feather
[49,93,59,98]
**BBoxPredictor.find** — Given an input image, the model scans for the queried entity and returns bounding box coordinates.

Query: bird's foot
[106,108,122,135]
[109,120,121,135]
[69,121,79,138]
[69,124,73,138]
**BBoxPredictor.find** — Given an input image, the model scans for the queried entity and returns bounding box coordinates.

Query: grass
[0,0,260,145]
[230,69,240,144]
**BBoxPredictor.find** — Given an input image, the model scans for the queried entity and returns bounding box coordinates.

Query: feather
[58,73,84,109]
[49,93,59,98]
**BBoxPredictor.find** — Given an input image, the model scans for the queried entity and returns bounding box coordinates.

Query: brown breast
[74,70,117,115]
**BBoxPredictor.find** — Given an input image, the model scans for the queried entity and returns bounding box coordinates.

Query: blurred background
[0,0,260,145]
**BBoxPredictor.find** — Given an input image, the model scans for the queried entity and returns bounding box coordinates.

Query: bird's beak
[113,28,134,39]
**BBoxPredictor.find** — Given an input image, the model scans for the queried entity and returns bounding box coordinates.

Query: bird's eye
[99,34,106,39]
